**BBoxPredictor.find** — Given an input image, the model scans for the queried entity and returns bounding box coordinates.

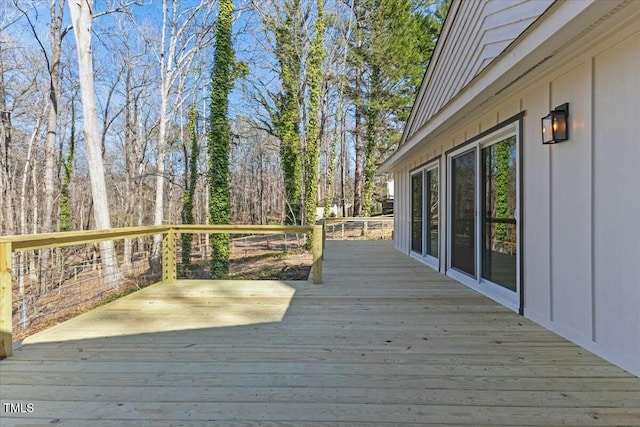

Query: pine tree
[349,0,447,216]
[208,0,234,278]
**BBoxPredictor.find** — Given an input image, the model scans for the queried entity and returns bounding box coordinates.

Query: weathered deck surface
[1,240,639,426]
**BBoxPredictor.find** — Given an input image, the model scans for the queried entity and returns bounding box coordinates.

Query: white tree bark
[149,0,216,258]
[43,0,65,235]
[68,0,122,286]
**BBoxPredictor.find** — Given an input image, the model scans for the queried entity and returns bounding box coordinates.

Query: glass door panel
[411,172,423,254]
[482,137,517,291]
[451,150,476,277]
[426,168,439,258]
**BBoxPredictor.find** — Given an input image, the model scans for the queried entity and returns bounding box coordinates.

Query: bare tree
[1,6,26,235]
[68,0,122,285]
[230,118,284,224]
[130,0,216,256]
[0,42,14,235]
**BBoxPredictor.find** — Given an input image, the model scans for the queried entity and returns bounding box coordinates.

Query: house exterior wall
[392,22,640,376]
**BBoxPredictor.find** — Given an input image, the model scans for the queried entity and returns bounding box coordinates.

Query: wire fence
[324,217,394,241]
[8,231,314,341]
[10,236,160,341]
[4,220,380,345]
[176,232,310,280]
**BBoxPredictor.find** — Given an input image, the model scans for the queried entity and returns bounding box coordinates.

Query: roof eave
[380,0,619,174]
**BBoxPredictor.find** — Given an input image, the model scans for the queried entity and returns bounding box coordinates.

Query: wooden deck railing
[0,224,323,358]
[322,216,394,240]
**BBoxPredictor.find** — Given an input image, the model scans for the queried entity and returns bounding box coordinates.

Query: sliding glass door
[447,123,520,311]
[411,172,423,254]
[482,136,517,292]
[425,167,439,259]
[450,150,476,277]
[411,162,439,268]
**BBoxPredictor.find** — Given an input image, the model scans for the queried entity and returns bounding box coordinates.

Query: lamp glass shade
[552,111,567,141]
[541,114,554,144]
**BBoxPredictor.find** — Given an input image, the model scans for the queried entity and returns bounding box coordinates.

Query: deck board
[1,240,639,425]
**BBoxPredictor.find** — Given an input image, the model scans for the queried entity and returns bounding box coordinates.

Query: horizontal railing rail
[321,216,394,241]
[324,216,394,223]
[0,224,323,358]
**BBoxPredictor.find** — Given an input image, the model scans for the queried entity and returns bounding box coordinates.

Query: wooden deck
[1,240,639,426]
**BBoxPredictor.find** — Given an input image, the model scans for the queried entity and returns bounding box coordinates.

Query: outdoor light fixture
[541,103,569,144]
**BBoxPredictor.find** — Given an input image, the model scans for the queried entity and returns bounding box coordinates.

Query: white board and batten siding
[388,0,640,376]
[523,7,640,379]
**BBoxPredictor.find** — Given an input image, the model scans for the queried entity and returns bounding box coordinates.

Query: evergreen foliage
[349,0,448,215]
[494,141,512,245]
[181,103,199,271]
[208,0,234,278]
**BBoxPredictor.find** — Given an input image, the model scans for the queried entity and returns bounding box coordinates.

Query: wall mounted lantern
[541,103,569,144]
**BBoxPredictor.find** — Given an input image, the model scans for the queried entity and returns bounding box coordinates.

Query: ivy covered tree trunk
[304,0,326,229]
[324,88,344,218]
[208,0,234,278]
[181,104,199,272]
[362,66,381,216]
[350,0,365,217]
[272,0,303,225]
[59,101,75,232]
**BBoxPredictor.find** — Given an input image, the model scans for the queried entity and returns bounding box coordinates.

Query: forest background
[0,0,447,254]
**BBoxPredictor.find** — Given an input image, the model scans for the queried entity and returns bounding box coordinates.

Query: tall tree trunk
[59,100,75,231]
[181,104,199,271]
[303,0,326,230]
[152,98,168,252]
[340,111,347,217]
[43,0,64,235]
[353,86,364,217]
[123,70,135,264]
[362,67,381,216]
[20,108,44,237]
[20,108,44,300]
[150,0,215,255]
[325,81,344,219]
[258,145,265,224]
[0,43,14,235]
[208,0,234,278]
[351,0,364,217]
[68,0,122,287]
[271,0,303,225]
[152,0,172,259]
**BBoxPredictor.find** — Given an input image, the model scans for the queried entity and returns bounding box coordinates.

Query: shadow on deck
[1,240,639,425]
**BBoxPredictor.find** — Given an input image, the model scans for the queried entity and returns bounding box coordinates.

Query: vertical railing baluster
[312,225,323,284]
[162,229,177,282]
[0,241,13,358]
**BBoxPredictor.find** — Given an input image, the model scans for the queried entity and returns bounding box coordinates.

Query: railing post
[162,229,177,282]
[0,241,13,358]
[312,225,323,284]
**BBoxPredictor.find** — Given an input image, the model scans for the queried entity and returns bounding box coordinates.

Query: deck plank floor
[1,240,639,426]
